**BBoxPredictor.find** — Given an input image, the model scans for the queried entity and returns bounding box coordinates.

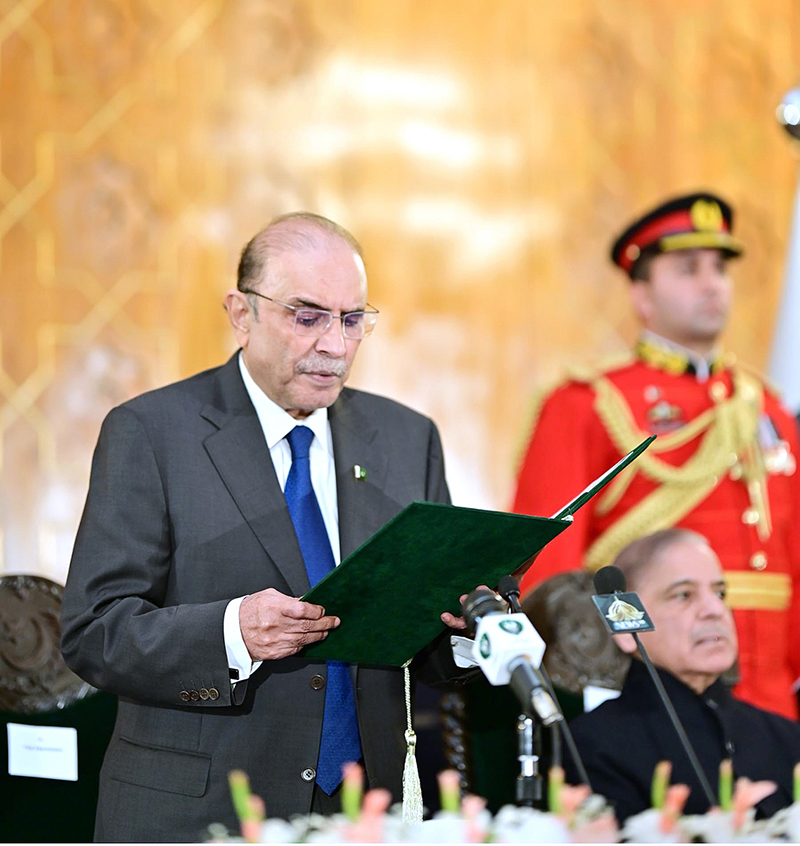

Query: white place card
[7,723,78,781]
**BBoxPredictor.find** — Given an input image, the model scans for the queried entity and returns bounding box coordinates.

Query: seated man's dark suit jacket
[566,659,800,823]
[61,354,464,842]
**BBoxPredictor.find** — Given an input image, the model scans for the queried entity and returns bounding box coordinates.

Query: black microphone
[593,566,716,807]
[497,575,592,789]
[461,589,562,726]
[497,575,523,613]
[593,564,626,596]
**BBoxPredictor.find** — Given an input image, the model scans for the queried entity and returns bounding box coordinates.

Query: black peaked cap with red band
[610,192,744,278]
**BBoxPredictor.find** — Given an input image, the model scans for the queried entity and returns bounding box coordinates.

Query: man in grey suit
[61,213,470,842]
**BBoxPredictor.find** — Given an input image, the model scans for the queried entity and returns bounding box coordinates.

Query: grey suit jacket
[61,354,460,842]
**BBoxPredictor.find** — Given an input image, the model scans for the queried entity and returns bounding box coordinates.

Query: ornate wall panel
[1,0,798,581]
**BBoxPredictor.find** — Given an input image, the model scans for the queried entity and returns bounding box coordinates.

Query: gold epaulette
[733,357,781,398]
[526,350,634,431]
[513,351,635,473]
[563,350,636,384]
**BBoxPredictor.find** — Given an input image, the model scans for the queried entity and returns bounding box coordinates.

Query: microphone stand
[632,632,717,807]
[500,580,592,794]
[515,711,543,807]
[495,585,545,806]
[593,568,717,808]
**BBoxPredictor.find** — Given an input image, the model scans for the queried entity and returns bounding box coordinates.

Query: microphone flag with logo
[592,565,656,635]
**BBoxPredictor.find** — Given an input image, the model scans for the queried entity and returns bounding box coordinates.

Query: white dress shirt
[222,354,341,682]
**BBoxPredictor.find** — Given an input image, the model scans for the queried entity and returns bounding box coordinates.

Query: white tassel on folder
[401,661,423,824]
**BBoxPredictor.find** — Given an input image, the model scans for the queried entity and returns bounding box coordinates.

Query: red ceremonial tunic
[513,351,800,720]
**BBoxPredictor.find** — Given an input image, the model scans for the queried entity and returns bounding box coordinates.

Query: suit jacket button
[208,687,220,700]
[190,690,200,701]
[301,768,316,782]
[199,688,210,700]
[310,674,325,690]
[179,690,191,702]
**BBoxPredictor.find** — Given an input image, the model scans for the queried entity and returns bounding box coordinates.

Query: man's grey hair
[611,528,711,591]
[237,212,364,317]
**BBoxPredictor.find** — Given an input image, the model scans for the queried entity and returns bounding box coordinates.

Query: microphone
[497,575,523,613]
[592,564,626,596]
[592,566,717,807]
[462,588,562,726]
[592,566,655,634]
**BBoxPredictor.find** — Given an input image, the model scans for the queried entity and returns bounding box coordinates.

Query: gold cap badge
[690,198,724,232]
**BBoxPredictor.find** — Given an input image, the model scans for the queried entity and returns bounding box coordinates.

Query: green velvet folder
[302,435,655,667]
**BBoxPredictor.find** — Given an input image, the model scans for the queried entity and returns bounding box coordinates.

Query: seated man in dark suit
[567,528,800,823]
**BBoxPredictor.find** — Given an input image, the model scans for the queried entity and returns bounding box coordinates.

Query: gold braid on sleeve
[583,368,764,571]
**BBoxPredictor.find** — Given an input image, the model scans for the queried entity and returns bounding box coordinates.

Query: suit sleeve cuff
[224,597,262,683]
[450,635,479,669]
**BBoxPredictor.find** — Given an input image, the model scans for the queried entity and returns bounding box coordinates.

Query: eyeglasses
[241,289,379,339]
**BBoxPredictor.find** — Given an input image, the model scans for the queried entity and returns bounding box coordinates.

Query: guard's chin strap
[401,659,423,824]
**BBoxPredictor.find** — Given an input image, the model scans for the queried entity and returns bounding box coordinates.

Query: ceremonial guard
[513,193,800,719]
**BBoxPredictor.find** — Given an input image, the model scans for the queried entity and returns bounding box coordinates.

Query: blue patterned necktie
[283,425,362,794]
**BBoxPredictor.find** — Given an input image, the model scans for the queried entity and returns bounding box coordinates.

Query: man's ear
[613,632,638,655]
[628,280,653,326]
[225,290,252,348]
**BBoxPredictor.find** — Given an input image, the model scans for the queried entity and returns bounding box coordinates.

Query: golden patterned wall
[1,0,799,582]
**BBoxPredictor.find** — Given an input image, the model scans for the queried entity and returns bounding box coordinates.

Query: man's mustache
[295,355,347,377]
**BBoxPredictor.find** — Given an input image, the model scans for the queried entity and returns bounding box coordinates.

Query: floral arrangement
[623,759,800,843]
[206,760,800,843]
